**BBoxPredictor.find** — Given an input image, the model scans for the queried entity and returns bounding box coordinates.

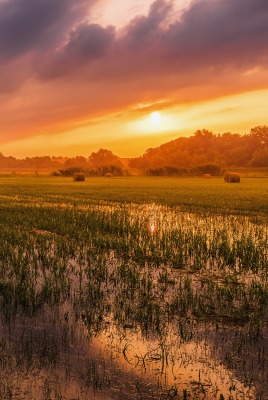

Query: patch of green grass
[0,176,267,216]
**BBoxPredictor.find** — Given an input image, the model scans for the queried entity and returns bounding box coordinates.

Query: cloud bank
[0,0,267,141]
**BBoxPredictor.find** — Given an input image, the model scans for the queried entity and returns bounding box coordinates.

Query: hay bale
[224,172,240,183]
[73,172,85,181]
[203,174,212,179]
[104,173,113,177]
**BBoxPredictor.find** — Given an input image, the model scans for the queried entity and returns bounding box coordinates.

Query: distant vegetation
[56,165,126,177]
[0,126,268,176]
[145,164,222,177]
[0,148,127,177]
[130,126,268,174]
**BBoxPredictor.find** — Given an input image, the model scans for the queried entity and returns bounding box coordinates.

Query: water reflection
[149,215,157,234]
[0,201,267,399]
[93,323,258,399]
[0,303,260,399]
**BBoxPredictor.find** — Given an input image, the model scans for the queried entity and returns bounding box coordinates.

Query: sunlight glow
[128,111,179,136]
[149,111,161,126]
[3,89,268,158]
[149,218,157,234]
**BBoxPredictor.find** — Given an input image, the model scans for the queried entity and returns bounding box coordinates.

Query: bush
[194,164,222,176]
[51,170,62,176]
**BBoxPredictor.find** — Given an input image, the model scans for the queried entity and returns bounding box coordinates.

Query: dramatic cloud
[119,0,268,75]
[0,0,99,93]
[125,0,172,42]
[37,0,173,80]
[0,0,94,62]
[0,0,268,147]
[34,0,268,83]
[39,23,115,79]
[164,0,268,68]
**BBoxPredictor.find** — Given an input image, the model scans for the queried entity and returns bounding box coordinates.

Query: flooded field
[0,178,267,399]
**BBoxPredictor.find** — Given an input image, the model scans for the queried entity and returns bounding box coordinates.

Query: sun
[149,111,161,126]
[128,109,178,135]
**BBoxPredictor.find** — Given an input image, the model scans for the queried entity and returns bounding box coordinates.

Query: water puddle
[0,201,267,399]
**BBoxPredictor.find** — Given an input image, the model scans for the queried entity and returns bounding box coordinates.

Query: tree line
[0,149,127,176]
[129,126,268,173]
[0,126,267,176]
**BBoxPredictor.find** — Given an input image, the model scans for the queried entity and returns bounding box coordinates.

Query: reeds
[0,188,267,399]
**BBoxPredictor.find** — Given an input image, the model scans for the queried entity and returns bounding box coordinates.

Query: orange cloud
[0,0,268,154]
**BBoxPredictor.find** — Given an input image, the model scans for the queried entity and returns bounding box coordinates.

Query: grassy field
[0,175,268,215]
[0,176,267,399]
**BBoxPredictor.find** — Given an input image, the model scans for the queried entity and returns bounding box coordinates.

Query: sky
[0,0,267,158]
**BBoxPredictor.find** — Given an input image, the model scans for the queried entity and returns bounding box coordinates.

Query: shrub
[195,164,221,176]
[59,167,84,177]
[51,170,62,176]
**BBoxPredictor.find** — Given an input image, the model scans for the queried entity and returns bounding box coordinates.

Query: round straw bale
[224,172,240,183]
[73,172,85,181]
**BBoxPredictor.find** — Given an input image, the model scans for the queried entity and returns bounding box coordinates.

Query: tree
[249,147,268,167]
[250,126,268,146]
[64,156,88,169]
[88,149,122,168]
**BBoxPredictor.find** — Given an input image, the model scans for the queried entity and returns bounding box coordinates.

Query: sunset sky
[0,0,267,158]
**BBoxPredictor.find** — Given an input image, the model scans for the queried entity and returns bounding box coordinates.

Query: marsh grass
[0,177,267,399]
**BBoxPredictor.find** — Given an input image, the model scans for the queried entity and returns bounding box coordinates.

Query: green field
[1,175,268,215]
[0,176,267,399]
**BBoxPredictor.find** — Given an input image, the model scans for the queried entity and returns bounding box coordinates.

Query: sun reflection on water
[149,216,157,234]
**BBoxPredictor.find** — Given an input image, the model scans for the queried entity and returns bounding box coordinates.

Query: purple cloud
[0,0,268,96]
[164,0,268,68]
[125,0,172,43]
[0,0,94,62]
[38,23,115,79]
